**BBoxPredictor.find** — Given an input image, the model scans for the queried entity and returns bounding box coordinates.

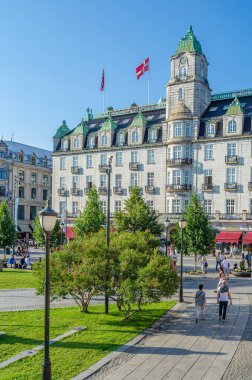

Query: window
[131,151,138,163]
[43,175,49,186]
[228,120,237,133]
[204,169,213,185]
[185,146,190,159]
[227,143,236,157]
[147,200,154,210]
[206,124,215,136]
[31,172,37,184]
[73,137,79,149]
[205,145,213,160]
[101,134,107,146]
[227,168,236,183]
[89,136,95,147]
[0,168,7,179]
[173,170,181,185]
[43,158,47,167]
[173,146,182,159]
[130,173,138,187]
[172,199,180,213]
[72,176,79,189]
[184,199,189,209]
[62,140,68,150]
[116,152,123,166]
[19,153,24,163]
[149,129,157,142]
[100,200,106,214]
[19,186,24,198]
[185,123,191,137]
[0,186,5,196]
[60,177,66,189]
[0,151,5,158]
[19,170,24,181]
[167,171,171,185]
[115,200,122,212]
[179,67,187,79]
[100,174,107,187]
[73,156,79,167]
[43,189,48,201]
[226,199,235,215]
[60,157,66,170]
[184,171,190,184]
[117,133,125,145]
[31,188,36,199]
[174,122,182,137]
[72,201,78,216]
[115,174,122,188]
[132,130,139,143]
[30,206,36,221]
[86,155,93,168]
[59,201,66,217]
[101,153,107,165]
[18,205,25,220]
[250,199,252,214]
[86,175,92,189]
[178,88,184,101]
[31,156,36,165]
[147,149,155,164]
[147,173,154,187]
[204,200,212,215]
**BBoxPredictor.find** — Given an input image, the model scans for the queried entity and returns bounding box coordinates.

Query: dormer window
[228,120,237,133]
[132,130,139,143]
[179,67,187,79]
[62,140,68,151]
[89,136,95,148]
[178,88,184,101]
[149,129,157,142]
[19,153,24,163]
[206,123,215,136]
[101,134,107,146]
[43,157,48,167]
[117,133,125,145]
[31,156,36,165]
[73,137,79,149]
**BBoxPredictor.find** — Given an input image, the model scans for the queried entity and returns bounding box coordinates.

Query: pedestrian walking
[195,284,206,323]
[222,257,230,279]
[217,279,232,321]
[246,252,251,269]
[216,253,222,271]
[199,256,208,276]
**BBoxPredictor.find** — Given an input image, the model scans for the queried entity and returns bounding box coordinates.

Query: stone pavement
[73,271,252,380]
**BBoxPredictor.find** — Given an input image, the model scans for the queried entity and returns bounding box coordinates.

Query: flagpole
[148,54,150,105]
[103,90,105,112]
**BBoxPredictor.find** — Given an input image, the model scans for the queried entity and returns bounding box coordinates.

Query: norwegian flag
[100,69,105,92]
[136,57,149,79]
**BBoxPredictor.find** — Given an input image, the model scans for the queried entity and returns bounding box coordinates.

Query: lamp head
[39,204,58,233]
[179,217,187,229]
[164,217,170,228]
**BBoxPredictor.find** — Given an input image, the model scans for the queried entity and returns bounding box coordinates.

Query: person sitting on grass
[8,254,16,268]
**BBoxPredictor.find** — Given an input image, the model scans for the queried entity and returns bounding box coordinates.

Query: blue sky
[0,0,251,150]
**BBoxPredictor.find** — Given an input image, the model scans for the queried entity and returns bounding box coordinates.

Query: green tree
[115,186,162,236]
[73,186,105,238]
[32,215,64,249]
[0,201,16,250]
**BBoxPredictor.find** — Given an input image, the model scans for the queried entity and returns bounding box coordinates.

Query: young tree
[0,201,16,250]
[115,186,162,236]
[33,215,64,249]
[73,186,105,238]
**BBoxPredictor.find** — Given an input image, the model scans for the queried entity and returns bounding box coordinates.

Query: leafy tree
[175,192,215,270]
[115,186,162,236]
[73,186,105,238]
[32,215,64,249]
[0,201,16,250]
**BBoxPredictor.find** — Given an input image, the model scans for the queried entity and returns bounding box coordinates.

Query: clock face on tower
[180,56,187,65]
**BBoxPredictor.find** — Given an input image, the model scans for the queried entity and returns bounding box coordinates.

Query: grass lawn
[0,268,35,289]
[0,301,175,380]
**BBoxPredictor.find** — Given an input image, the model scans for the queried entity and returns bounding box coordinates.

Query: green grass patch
[0,301,175,379]
[0,268,35,289]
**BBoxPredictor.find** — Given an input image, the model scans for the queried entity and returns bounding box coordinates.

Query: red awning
[243,232,252,244]
[66,227,75,239]
[215,231,242,244]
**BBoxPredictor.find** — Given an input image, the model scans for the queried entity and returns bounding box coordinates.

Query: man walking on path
[217,279,232,321]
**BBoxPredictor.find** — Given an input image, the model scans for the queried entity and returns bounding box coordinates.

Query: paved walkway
[74,271,252,380]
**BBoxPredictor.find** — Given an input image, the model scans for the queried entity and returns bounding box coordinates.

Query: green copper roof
[175,25,202,55]
[130,111,147,128]
[225,97,244,116]
[100,115,117,131]
[72,119,89,135]
[53,120,70,139]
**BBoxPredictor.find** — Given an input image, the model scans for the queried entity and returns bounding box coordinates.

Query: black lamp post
[39,203,57,380]
[104,155,113,314]
[179,217,187,303]
[164,217,170,257]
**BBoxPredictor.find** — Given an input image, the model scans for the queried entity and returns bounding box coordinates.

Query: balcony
[248,182,252,190]
[71,166,80,174]
[87,144,96,149]
[202,183,213,192]
[58,188,67,196]
[113,187,123,195]
[129,186,142,193]
[99,164,108,172]
[84,187,92,195]
[224,183,238,191]
[166,158,192,166]
[166,184,192,192]
[225,155,238,164]
[129,162,139,170]
[71,188,80,196]
[145,186,156,194]
[99,187,108,195]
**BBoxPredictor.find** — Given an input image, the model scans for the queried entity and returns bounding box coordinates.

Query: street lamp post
[60,221,64,248]
[104,155,113,314]
[39,203,58,380]
[164,218,170,257]
[179,218,187,303]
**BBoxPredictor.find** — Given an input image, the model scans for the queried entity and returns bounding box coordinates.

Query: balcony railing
[129,162,139,170]
[202,183,213,191]
[166,158,192,166]
[224,183,238,191]
[71,188,80,196]
[165,212,252,221]
[84,187,92,195]
[145,186,156,194]
[166,184,192,192]
[58,188,67,196]
[99,164,108,172]
[113,187,123,195]
[225,155,238,164]
[71,166,80,174]
[99,187,108,195]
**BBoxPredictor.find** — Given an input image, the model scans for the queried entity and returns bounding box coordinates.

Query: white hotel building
[52,26,252,245]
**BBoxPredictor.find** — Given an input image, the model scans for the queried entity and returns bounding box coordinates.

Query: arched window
[206,124,215,136]
[149,129,157,142]
[101,134,107,146]
[228,120,237,133]
[179,67,187,79]
[132,130,139,143]
[178,88,184,101]
[73,137,79,149]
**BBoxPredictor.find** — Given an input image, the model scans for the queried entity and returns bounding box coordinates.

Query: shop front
[215,231,242,253]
